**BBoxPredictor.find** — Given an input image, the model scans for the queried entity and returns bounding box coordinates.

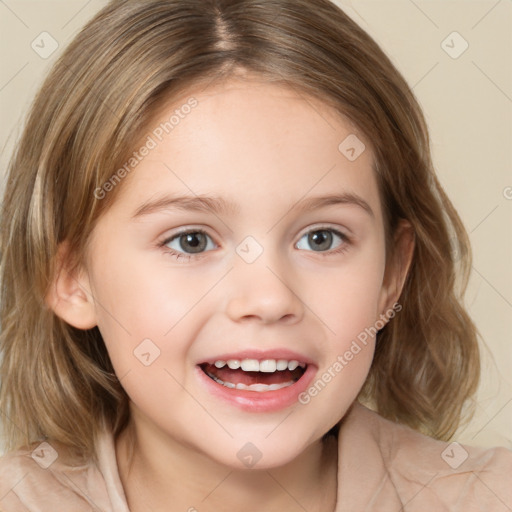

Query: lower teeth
[206,371,295,392]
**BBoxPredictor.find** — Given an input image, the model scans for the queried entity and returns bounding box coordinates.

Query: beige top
[1,402,511,511]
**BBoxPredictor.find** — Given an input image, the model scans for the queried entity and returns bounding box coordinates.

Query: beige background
[0,1,510,453]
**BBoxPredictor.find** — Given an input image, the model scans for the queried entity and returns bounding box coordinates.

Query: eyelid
[295,223,351,242]
[158,228,219,263]
[159,226,218,246]
[157,223,352,261]
[294,225,352,256]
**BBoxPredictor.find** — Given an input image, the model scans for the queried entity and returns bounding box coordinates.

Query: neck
[116,407,338,512]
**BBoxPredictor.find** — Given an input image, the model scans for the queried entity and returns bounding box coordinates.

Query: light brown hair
[0,0,479,462]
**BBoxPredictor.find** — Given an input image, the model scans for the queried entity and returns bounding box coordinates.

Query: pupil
[309,230,332,251]
[180,233,207,253]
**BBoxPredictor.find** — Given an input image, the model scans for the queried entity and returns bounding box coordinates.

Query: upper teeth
[213,359,306,372]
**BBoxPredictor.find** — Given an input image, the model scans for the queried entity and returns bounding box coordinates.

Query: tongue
[202,363,302,385]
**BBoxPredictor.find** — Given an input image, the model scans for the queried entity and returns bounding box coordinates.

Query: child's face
[82,77,396,468]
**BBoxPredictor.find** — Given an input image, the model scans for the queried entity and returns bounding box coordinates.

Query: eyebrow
[293,193,374,218]
[131,192,374,219]
[132,195,238,219]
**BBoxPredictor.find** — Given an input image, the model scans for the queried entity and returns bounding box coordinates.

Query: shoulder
[338,402,512,511]
[0,440,110,511]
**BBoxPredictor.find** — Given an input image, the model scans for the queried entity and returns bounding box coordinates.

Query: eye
[164,230,216,254]
[296,228,346,252]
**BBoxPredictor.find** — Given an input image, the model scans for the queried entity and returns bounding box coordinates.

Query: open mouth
[199,359,307,392]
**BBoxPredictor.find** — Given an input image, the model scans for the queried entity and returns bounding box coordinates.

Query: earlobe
[378,219,415,317]
[44,242,97,330]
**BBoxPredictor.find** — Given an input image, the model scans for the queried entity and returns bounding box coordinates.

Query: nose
[225,259,304,325]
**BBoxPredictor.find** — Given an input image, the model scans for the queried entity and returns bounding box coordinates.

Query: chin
[196,429,319,471]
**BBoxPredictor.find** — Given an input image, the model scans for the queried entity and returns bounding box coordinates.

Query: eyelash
[158,227,352,262]
[159,228,212,262]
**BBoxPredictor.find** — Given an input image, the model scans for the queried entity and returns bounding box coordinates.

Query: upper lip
[198,349,315,366]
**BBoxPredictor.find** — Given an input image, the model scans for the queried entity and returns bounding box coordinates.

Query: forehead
[104,77,381,222]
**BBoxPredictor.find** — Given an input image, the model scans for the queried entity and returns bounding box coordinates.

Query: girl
[0,1,510,511]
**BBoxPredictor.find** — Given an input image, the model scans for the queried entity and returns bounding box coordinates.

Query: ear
[45,242,97,330]
[377,219,415,317]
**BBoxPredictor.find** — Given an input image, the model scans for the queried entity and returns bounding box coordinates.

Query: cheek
[296,259,383,428]
[88,248,220,375]
[310,248,386,343]
[301,244,385,412]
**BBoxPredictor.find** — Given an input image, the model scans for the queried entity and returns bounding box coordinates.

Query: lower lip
[195,364,317,413]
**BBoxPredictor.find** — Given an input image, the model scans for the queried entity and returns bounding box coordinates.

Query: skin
[48,75,414,511]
